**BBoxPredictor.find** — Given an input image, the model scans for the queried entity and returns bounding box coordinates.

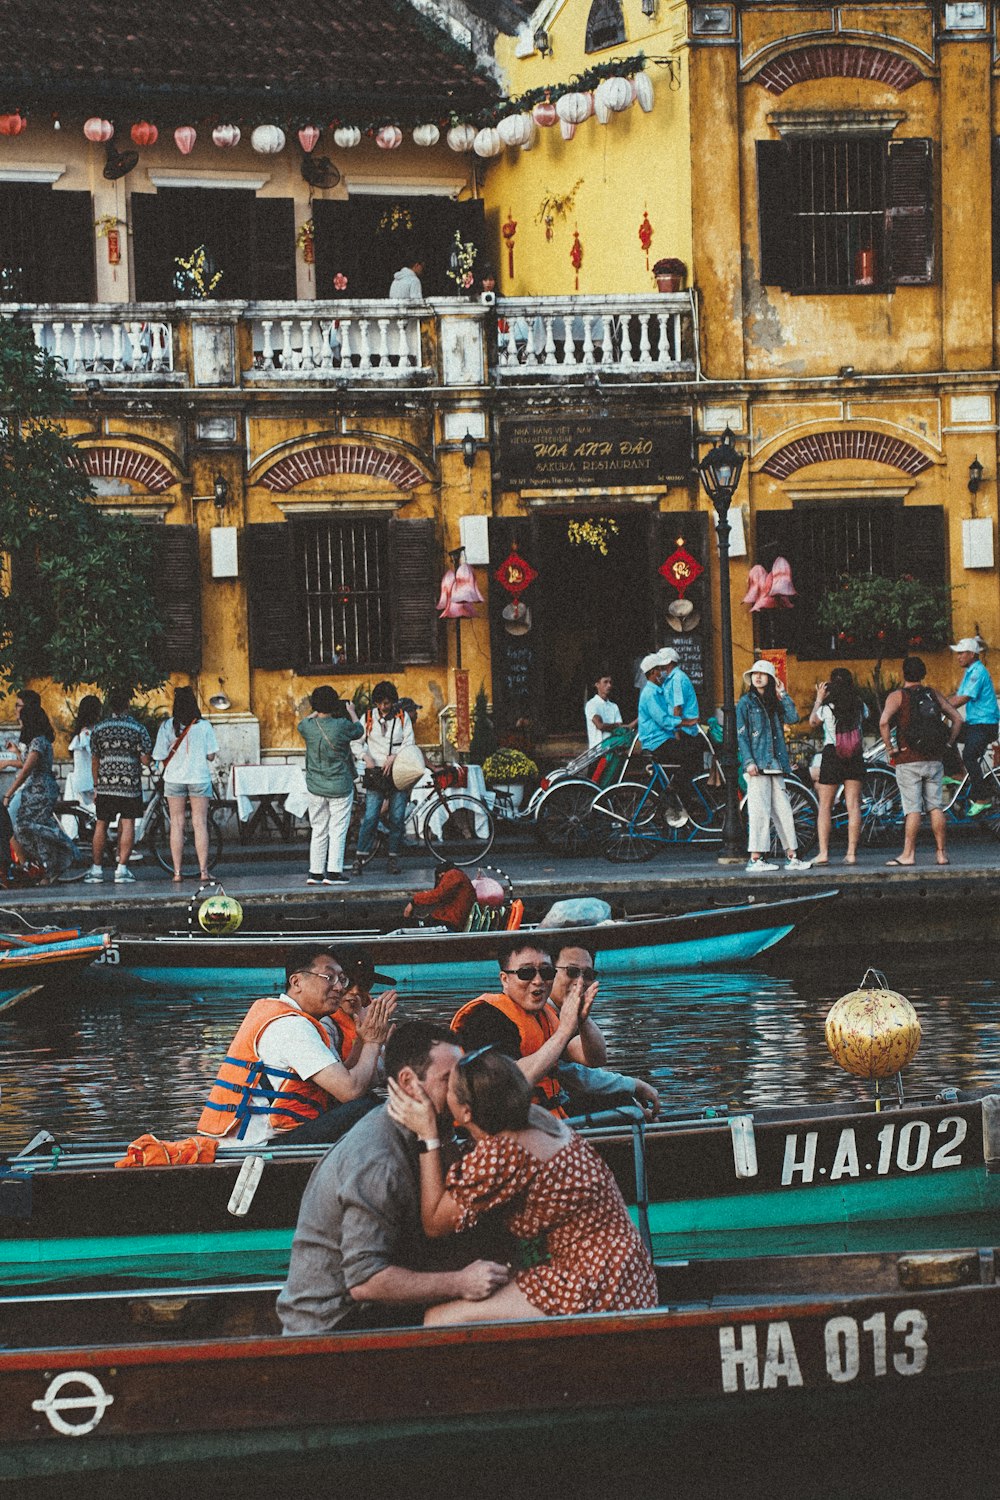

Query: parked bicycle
[838,744,1000,845]
[55,778,226,881]
[352,766,495,868]
[531,728,640,856]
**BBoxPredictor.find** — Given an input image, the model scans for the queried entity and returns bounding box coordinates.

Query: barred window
[295,516,391,669]
[585,0,626,51]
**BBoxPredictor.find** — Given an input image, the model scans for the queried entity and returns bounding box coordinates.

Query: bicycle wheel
[422,791,495,866]
[743,777,818,858]
[149,801,224,877]
[688,774,726,835]
[978,769,1000,841]
[592,782,660,863]
[533,779,600,855]
[859,766,904,846]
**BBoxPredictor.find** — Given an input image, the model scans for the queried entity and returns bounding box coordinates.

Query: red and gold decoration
[495,549,538,596]
[453,668,471,753]
[638,209,653,270]
[95,215,124,265]
[570,228,583,291]
[501,211,517,279]
[658,546,703,599]
[826,971,921,1082]
[296,218,315,264]
[759,649,787,688]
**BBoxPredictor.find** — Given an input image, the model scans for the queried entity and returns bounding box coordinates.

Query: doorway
[532,509,653,738]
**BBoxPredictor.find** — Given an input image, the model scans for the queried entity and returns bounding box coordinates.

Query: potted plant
[482,748,539,812]
[652,257,686,293]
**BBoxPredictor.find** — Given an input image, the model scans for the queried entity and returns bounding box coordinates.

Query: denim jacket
[735,689,799,774]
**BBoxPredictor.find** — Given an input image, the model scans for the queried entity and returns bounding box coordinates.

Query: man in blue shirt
[637,647,703,820]
[948,637,999,814]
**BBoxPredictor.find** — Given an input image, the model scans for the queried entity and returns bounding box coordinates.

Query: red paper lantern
[495,550,538,596]
[501,211,517,279]
[298,125,320,153]
[658,547,703,599]
[130,121,158,147]
[0,113,26,137]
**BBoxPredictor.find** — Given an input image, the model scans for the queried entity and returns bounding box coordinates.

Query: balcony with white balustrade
[494,293,698,380]
[11,304,182,383]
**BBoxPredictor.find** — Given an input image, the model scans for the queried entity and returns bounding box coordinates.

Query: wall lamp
[193,473,230,512]
[461,431,481,468]
[533,26,552,55]
[968,457,984,496]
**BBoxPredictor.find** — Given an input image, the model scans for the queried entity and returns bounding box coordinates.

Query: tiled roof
[0,0,498,120]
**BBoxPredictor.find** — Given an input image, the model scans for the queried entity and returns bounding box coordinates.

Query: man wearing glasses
[451,938,659,1118]
[198,945,396,1148]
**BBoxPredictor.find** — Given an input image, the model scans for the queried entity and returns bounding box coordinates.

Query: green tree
[815,574,951,706]
[0,318,165,694]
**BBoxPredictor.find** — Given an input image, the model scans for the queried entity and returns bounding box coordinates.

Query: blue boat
[0,928,116,1013]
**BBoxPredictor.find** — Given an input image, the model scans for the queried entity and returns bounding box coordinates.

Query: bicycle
[55,780,226,880]
[352,767,495,868]
[531,729,640,857]
[836,743,1000,845]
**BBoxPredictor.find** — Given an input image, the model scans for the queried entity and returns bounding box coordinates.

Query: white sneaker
[83,868,104,883]
[785,857,812,871]
[114,866,136,883]
[746,859,779,872]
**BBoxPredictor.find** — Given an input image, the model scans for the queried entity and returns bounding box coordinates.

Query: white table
[227,764,310,838]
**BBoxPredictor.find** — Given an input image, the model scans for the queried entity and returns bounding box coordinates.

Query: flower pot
[655,274,682,293]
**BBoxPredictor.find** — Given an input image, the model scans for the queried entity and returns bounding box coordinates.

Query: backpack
[834,725,861,761]
[902,686,949,757]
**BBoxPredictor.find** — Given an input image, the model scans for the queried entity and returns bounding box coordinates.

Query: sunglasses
[502,965,556,983]
[456,1043,494,1072]
[556,965,597,983]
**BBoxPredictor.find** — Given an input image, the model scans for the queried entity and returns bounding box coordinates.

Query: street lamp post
[697,426,746,863]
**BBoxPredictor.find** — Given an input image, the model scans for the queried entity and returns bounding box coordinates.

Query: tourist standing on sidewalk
[810,668,867,865]
[298,686,363,887]
[353,682,415,878]
[947,637,999,815]
[1,694,76,884]
[153,686,219,884]
[736,660,810,873]
[880,656,962,867]
[85,688,152,884]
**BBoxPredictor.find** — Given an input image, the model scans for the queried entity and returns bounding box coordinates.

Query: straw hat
[502,600,532,636]
[667,599,701,633]
[742,658,778,689]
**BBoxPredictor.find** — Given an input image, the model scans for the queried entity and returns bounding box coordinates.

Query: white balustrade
[496,294,695,378]
[247,300,428,379]
[18,308,176,378]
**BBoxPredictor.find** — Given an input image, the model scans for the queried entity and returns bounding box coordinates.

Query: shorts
[95,793,143,824]
[894,759,943,816]
[164,779,213,799]
[818,745,865,786]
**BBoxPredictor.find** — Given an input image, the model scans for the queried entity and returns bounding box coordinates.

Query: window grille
[585,0,626,51]
[787,138,885,291]
[295,516,390,669]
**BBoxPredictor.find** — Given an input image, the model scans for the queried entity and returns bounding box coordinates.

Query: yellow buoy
[197,893,243,936]
[825,969,921,1080]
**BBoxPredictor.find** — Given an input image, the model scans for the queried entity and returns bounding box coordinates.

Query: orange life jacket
[197,997,335,1140]
[450,993,568,1116]
[331,1007,358,1060]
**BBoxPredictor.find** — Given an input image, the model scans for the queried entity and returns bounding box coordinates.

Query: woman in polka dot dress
[386,1045,656,1326]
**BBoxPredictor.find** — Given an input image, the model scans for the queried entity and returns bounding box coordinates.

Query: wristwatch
[417,1137,442,1154]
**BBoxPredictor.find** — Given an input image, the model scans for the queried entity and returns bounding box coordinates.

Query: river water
[2,944,998,1150]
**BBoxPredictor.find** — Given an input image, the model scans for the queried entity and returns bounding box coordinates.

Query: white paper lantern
[447,123,477,152]
[412,122,440,147]
[595,76,632,121]
[333,125,361,149]
[84,117,114,143]
[212,124,241,149]
[376,124,403,150]
[473,126,502,158]
[251,124,286,155]
[634,72,655,113]
[593,83,613,126]
[559,119,577,141]
[556,91,592,125]
[497,112,535,148]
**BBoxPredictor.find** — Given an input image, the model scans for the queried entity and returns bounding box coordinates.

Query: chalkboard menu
[502,641,533,697]
[499,415,693,490]
[670,633,705,692]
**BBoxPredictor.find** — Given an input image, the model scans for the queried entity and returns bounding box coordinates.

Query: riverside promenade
[4,826,999,954]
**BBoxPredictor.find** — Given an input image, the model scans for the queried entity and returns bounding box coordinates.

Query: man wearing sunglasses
[451,938,659,1119]
[198,945,396,1147]
[551,944,660,1119]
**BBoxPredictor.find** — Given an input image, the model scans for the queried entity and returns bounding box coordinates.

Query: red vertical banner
[453,669,471,753]
[759,648,787,688]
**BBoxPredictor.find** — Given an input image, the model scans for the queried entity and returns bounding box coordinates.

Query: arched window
[585,0,625,53]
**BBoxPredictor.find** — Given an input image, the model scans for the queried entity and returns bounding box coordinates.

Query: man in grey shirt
[277,1021,510,1334]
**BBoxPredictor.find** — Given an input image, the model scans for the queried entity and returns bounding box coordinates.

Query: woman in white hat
[735,661,810,873]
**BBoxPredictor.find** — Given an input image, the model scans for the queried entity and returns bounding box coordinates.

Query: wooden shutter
[757,141,794,287]
[388,517,439,664]
[894,505,946,586]
[993,138,1000,283]
[133,188,256,301]
[313,200,366,299]
[884,138,934,286]
[152,526,202,672]
[245,522,296,668]
[43,192,95,302]
[253,199,296,300]
[131,193,176,302]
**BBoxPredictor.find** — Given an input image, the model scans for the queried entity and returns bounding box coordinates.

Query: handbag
[363,766,393,795]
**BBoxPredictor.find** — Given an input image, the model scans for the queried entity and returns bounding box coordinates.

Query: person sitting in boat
[402,861,476,931]
[197,946,396,1147]
[551,943,660,1119]
[386,1045,657,1325]
[331,953,397,1066]
[277,1021,512,1334]
[450,938,657,1119]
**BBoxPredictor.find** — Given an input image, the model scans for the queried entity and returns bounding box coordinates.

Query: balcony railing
[5,291,699,390]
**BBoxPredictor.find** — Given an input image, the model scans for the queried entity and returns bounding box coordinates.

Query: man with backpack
[879,656,963,867]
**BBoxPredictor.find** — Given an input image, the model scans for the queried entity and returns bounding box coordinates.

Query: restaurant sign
[498,416,693,490]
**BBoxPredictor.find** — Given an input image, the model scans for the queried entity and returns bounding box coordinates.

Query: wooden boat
[109,890,838,991]
[5,1088,1000,1288]
[0,929,116,1013]
[1,1244,999,1487]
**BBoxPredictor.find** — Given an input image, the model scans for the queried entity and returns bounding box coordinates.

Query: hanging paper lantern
[436,567,456,615]
[473,126,502,158]
[752,573,777,611]
[212,124,241,149]
[532,94,557,128]
[826,973,921,1080]
[333,125,361,149]
[298,125,321,153]
[174,125,197,155]
[197,893,244,936]
[375,124,403,150]
[556,91,592,126]
[521,118,538,151]
[251,124,286,154]
[635,72,655,113]
[412,122,440,147]
[84,117,114,143]
[559,119,577,142]
[451,559,485,606]
[497,112,535,149]
[594,76,633,123]
[446,122,476,152]
[0,114,27,137]
[742,563,768,608]
[130,121,158,147]
[768,556,797,598]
